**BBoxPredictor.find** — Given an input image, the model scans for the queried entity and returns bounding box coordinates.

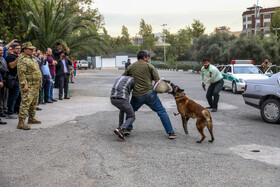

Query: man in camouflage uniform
[17,42,42,130]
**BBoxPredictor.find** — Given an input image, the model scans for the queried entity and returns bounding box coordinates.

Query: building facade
[242,5,280,36]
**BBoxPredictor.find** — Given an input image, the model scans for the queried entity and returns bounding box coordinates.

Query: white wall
[116,56,128,67]
[95,56,102,68]
[130,57,137,64]
[102,58,115,67]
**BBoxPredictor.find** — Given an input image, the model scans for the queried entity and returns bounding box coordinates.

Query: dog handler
[123,50,176,139]
[110,76,135,140]
[201,59,224,112]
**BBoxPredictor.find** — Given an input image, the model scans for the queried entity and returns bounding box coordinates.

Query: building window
[243,17,246,22]
[247,16,252,21]
[264,22,271,27]
[243,25,246,30]
[264,14,270,19]
[248,24,252,28]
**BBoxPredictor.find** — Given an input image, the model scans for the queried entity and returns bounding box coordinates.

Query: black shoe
[0,120,7,125]
[123,130,131,136]
[0,113,6,117]
[168,132,177,139]
[39,101,46,105]
[64,97,70,99]
[71,82,74,83]
[114,127,125,140]
[211,108,217,112]
[206,106,213,109]
[59,98,63,100]
[36,107,42,111]
[45,99,53,103]
[52,99,57,102]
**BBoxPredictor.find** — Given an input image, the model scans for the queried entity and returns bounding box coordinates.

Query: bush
[151,62,197,71]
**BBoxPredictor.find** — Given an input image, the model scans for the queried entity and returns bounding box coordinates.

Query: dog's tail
[202,109,214,142]
[202,110,211,123]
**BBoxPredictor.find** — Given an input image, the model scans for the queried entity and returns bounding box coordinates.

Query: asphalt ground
[0,69,279,187]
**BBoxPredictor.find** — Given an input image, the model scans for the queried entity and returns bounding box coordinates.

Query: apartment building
[242,5,280,36]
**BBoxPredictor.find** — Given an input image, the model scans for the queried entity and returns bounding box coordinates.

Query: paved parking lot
[0,69,279,187]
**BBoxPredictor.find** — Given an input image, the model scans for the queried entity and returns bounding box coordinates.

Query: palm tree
[21,0,108,55]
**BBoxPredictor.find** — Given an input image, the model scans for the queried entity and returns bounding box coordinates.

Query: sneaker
[123,130,131,136]
[168,132,177,139]
[114,127,125,140]
[6,114,18,119]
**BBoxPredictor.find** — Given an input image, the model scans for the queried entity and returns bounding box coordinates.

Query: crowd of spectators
[0,39,78,126]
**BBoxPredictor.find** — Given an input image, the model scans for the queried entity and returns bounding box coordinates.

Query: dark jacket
[56,59,72,76]
[52,49,70,61]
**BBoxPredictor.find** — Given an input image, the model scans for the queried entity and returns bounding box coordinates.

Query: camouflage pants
[19,85,40,119]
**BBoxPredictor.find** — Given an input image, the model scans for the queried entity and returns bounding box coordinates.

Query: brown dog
[169,83,214,143]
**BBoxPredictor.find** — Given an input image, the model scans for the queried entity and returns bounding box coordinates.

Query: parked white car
[78,60,88,70]
[221,60,268,93]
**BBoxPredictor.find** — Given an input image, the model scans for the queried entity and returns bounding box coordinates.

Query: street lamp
[161,24,167,63]
[254,0,260,35]
[273,28,280,41]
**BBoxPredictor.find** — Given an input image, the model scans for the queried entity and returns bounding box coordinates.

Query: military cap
[22,42,36,49]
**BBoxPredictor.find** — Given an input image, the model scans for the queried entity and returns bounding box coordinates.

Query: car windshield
[233,66,262,74]
[82,61,87,64]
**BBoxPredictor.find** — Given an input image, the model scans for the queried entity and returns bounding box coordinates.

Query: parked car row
[216,60,280,124]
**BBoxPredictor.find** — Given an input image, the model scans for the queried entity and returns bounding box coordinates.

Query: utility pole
[161,24,167,63]
[273,28,280,41]
[254,0,259,35]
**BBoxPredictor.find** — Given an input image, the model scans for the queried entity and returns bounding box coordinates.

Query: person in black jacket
[52,42,63,61]
[56,51,71,100]
[52,42,70,61]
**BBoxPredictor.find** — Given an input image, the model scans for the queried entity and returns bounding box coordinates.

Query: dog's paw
[184,131,188,135]
[196,140,202,143]
[208,140,214,143]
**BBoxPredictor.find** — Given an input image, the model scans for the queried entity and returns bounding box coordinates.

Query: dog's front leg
[181,115,189,134]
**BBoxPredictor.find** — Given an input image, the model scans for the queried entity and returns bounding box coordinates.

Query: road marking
[230,144,280,166]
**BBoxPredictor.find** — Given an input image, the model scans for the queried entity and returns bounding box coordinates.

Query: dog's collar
[174,92,186,98]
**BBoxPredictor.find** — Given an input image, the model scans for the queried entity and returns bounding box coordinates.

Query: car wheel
[232,82,238,94]
[260,99,280,124]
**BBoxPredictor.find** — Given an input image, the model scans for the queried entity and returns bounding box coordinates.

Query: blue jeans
[49,76,55,100]
[7,80,20,115]
[127,91,174,134]
[74,69,77,77]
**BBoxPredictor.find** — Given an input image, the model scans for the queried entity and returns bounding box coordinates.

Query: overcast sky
[93,0,280,37]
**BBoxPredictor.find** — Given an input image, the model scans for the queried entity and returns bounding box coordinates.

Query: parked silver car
[242,72,280,123]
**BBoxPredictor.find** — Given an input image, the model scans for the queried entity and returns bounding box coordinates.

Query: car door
[222,66,232,88]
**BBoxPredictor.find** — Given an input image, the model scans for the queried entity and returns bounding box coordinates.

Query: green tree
[187,19,206,38]
[139,19,156,50]
[21,0,106,56]
[270,8,280,38]
[189,32,236,64]
[0,0,25,41]
[121,25,131,45]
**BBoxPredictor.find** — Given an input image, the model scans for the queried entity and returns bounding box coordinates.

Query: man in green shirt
[261,58,272,71]
[201,59,224,112]
[123,50,176,139]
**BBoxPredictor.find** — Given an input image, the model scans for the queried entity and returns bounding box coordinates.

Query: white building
[93,52,137,69]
